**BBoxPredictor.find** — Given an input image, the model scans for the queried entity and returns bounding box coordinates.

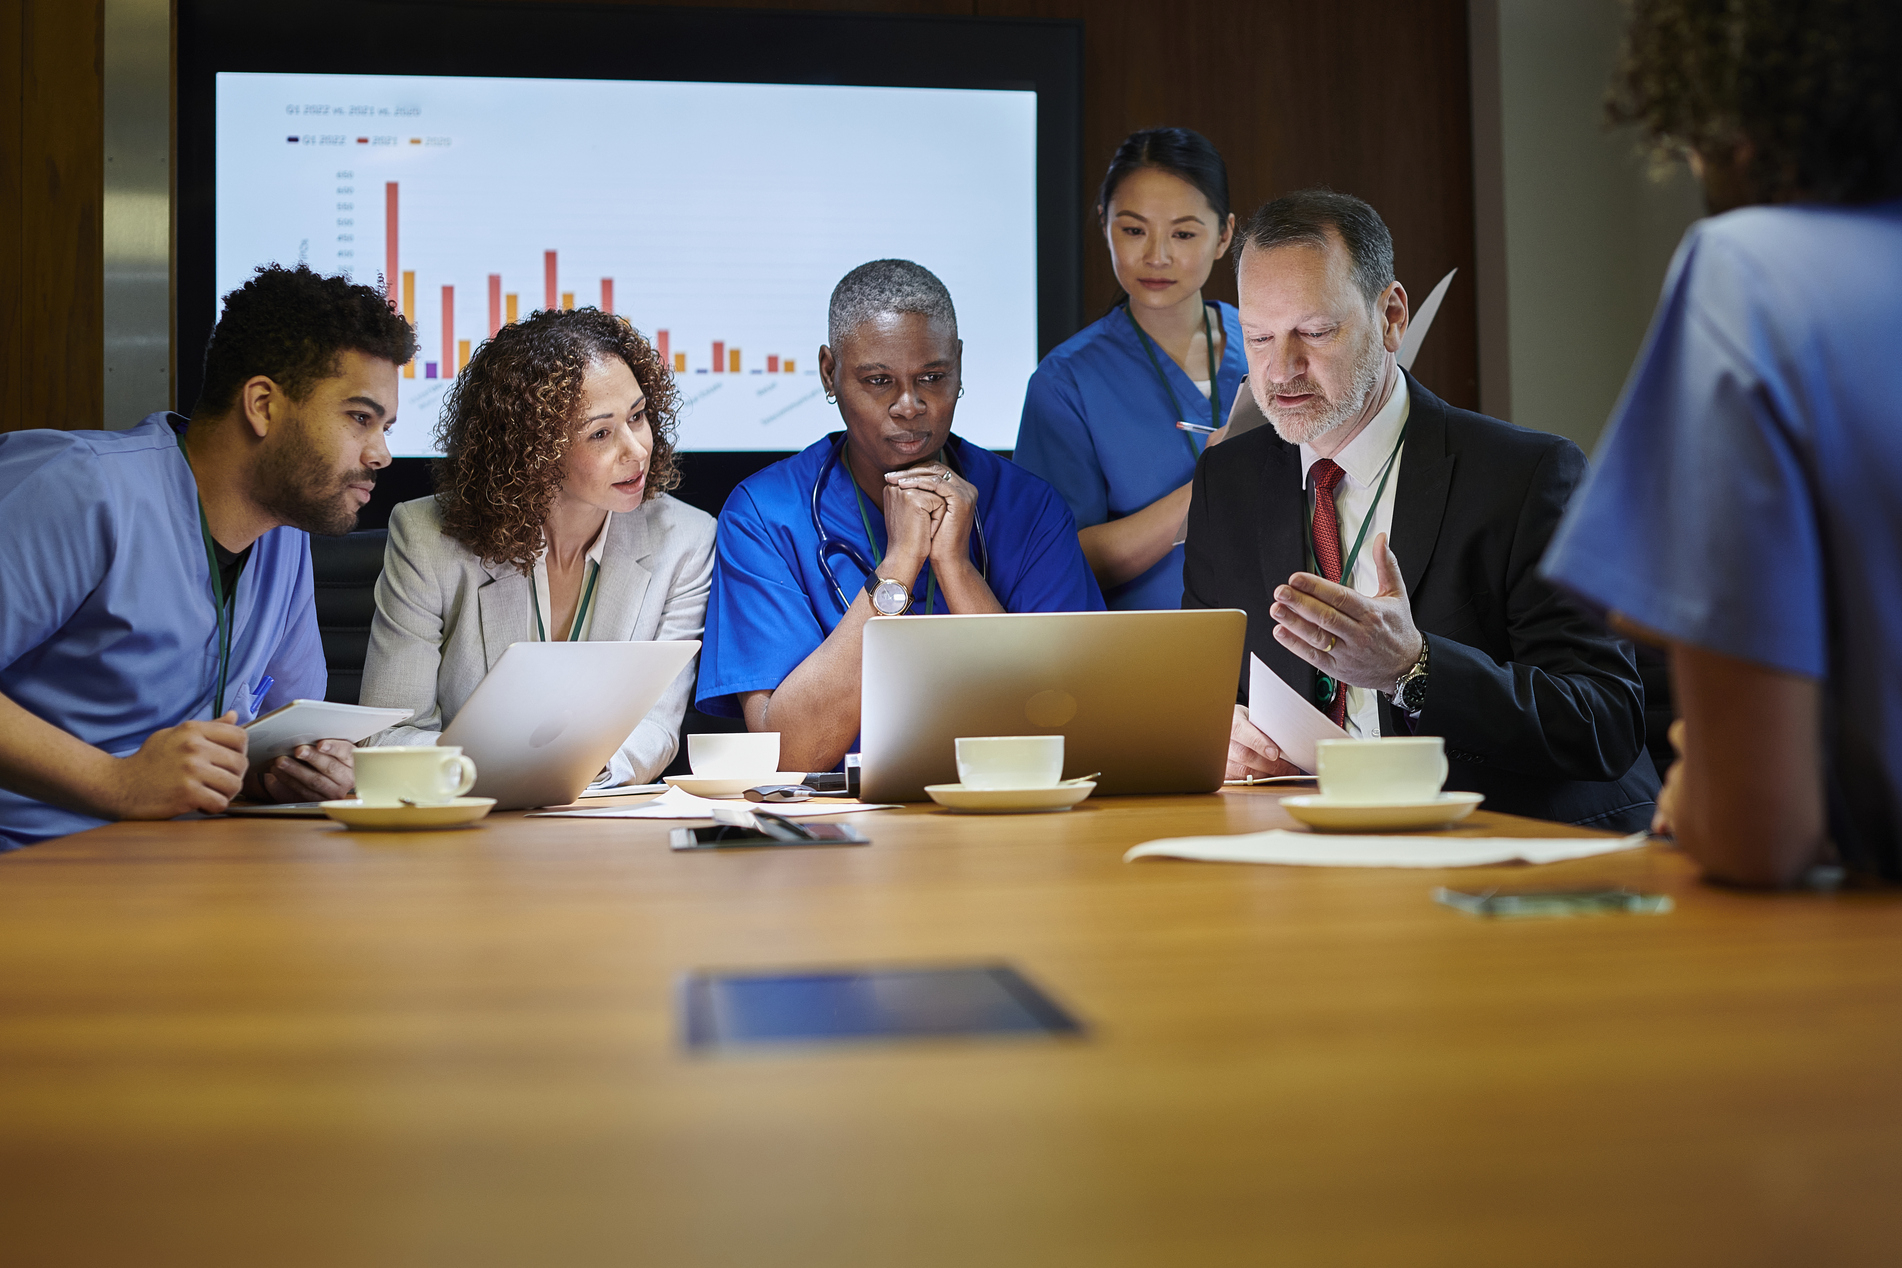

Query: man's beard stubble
[1257,327,1388,449]
[254,416,373,537]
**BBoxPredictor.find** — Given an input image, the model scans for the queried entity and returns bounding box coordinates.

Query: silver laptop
[440,640,700,808]
[859,609,1246,802]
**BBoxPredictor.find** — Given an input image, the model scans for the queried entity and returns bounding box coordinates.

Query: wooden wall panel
[0,0,104,432]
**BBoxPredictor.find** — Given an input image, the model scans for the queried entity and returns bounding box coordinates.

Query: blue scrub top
[0,413,327,849]
[1543,202,1902,874]
[1013,300,1247,611]
[696,432,1104,722]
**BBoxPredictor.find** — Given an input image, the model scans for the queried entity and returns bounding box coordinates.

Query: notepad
[1247,653,1348,775]
[1125,831,1648,868]
[244,700,411,764]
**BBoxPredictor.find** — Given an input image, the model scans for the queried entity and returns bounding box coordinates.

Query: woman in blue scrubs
[696,259,1102,772]
[1014,128,1245,610]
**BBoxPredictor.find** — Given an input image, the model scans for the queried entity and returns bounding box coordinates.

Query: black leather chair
[309,530,387,705]
[1633,642,1677,777]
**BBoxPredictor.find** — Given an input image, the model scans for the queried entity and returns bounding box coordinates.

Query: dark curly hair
[433,307,682,572]
[194,263,417,416]
[1609,0,1902,204]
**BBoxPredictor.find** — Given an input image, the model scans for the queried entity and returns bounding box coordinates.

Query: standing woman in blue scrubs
[697,259,1101,772]
[1014,128,1245,610]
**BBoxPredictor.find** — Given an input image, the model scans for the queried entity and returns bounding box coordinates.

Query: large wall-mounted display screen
[216,72,1039,457]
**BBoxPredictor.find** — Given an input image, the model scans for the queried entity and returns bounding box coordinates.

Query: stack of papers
[529,786,899,821]
[1124,831,1648,868]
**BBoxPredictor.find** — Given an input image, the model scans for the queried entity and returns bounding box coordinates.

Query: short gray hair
[1236,189,1395,308]
[827,259,958,350]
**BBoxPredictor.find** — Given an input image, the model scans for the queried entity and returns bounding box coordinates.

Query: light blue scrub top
[696,432,1104,726]
[0,413,326,849]
[1013,301,1247,611]
[1543,202,1902,875]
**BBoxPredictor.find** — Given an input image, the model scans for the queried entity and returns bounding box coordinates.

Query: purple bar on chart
[425,362,438,379]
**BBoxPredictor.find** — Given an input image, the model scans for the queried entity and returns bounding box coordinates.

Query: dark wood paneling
[1,0,103,432]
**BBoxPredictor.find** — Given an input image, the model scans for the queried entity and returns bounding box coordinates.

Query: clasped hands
[111,713,356,819]
[876,461,980,582]
[1228,532,1426,779]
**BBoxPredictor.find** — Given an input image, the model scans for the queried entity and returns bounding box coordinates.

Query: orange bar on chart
[600,278,614,314]
[487,274,501,336]
[544,251,558,311]
[560,292,574,311]
[784,358,794,373]
[656,329,669,363]
[458,339,471,373]
[728,349,741,373]
[766,354,779,373]
[711,341,724,372]
[673,353,686,373]
[441,286,455,377]
[402,271,416,377]
[506,293,518,324]
[384,182,399,308]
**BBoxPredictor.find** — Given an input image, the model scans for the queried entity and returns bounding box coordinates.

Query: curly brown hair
[1609,0,1902,204]
[433,307,682,572]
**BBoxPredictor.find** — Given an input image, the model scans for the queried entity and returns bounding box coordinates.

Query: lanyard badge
[1127,301,1224,461]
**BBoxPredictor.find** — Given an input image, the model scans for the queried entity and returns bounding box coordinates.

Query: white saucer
[664,773,802,799]
[924,782,1096,814]
[1280,791,1484,832]
[320,797,496,831]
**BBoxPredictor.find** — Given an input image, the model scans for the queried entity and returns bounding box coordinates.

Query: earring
[825,393,837,404]
[957,386,966,399]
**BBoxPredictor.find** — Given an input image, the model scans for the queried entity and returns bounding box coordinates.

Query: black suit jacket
[1183,374,1659,831]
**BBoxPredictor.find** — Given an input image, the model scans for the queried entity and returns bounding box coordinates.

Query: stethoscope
[812,432,992,615]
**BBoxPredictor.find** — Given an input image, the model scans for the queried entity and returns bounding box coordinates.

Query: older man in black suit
[1184,189,1657,830]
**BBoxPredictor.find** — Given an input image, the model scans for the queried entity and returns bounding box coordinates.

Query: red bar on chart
[766,355,779,373]
[441,286,455,376]
[656,330,669,363]
[728,348,741,373]
[488,274,502,337]
[544,251,558,311]
[384,182,399,307]
[711,341,724,372]
[600,278,614,314]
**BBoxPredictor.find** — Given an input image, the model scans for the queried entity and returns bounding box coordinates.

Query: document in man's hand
[1247,653,1348,775]
[245,700,412,764]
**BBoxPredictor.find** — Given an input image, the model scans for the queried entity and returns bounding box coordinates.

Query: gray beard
[1260,333,1388,449]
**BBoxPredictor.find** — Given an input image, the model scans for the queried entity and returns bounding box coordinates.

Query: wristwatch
[1392,639,1430,715]
[863,572,912,616]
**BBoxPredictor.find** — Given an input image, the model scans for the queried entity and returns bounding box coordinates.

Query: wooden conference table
[3,788,1901,1266]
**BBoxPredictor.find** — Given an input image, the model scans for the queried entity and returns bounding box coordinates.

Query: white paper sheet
[1124,830,1648,868]
[528,786,899,820]
[1247,653,1348,775]
[575,782,668,799]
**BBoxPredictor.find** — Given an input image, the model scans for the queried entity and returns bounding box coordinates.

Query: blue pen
[249,675,274,717]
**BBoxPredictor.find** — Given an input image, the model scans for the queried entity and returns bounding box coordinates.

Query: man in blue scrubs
[697,259,1102,772]
[0,264,417,848]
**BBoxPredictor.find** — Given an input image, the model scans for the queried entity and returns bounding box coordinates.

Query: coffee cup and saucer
[1279,737,1483,832]
[322,745,495,830]
[925,736,1096,814]
[665,733,802,799]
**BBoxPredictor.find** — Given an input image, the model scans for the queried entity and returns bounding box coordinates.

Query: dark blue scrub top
[1013,301,1247,611]
[695,432,1104,721]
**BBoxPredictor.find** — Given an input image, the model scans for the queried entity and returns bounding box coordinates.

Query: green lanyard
[1126,300,1223,461]
[534,558,601,641]
[177,428,241,717]
[1309,420,1410,710]
[852,483,937,615]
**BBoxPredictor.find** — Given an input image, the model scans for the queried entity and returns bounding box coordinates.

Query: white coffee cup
[955,735,1064,790]
[355,745,478,806]
[1315,737,1448,804]
[690,731,781,777]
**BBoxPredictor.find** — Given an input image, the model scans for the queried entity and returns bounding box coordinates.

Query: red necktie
[1308,459,1348,727]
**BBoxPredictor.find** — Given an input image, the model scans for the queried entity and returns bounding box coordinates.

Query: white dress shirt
[531,511,612,641]
[1298,379,1410,738]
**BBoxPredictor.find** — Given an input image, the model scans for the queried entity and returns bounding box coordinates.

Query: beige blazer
[360,492,715,785]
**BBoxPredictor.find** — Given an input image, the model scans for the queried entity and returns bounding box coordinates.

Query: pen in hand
[249,675,274,717]
[1175,421,1219,435]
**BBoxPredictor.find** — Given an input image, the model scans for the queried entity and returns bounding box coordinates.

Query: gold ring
[1324,634,1338,654]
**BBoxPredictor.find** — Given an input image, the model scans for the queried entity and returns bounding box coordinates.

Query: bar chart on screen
[216,73,1038,456]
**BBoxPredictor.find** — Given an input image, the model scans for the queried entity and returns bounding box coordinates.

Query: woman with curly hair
[360,307,714,786]
[1543,0,1902,885]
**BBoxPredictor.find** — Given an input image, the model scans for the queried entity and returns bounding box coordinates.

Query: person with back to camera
[1543,0,1902,885]
[359,307,715,787]
[1184,190,1659,831]
[695,259,1103,774]
[0,263,416,848]
[1014,128,1247,609]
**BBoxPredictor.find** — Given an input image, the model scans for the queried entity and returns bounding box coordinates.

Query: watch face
[1398,676,1428,713]
[872,578,910,616]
